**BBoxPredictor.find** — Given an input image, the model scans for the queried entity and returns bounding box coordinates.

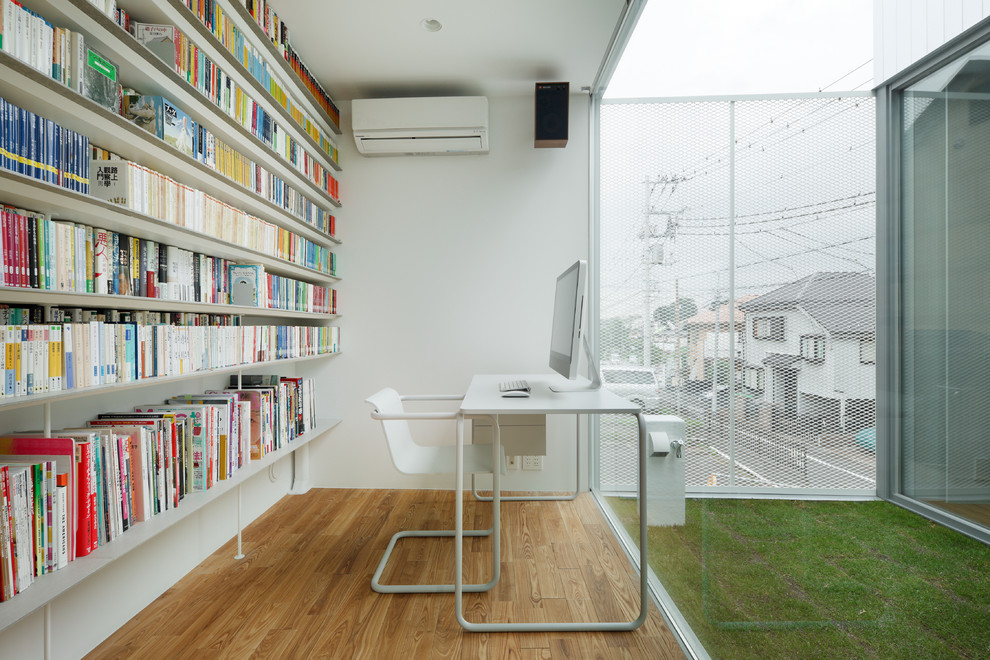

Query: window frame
[800,335,826,363]
[753,316,785,341]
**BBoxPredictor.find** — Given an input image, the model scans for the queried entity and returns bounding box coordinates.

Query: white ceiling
[271,1,629,102]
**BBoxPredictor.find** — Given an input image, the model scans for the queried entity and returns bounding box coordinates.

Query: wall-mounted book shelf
[18,0,341,211]
[0,169,339,285]
[0,54,340,249]
[0,414,340,632]
[0,351,339,413]
[0,1,343,652]
[0,287,339,321]
[130,0,343,169]
[222,0,342,136]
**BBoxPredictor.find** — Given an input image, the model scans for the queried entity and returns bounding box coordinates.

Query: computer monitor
[548,260,601,392]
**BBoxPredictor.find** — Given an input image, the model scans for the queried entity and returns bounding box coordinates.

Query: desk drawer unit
[472,415,546,455]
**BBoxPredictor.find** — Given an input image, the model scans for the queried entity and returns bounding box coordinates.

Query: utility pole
[674,279,681,414]
[641,176,685,370]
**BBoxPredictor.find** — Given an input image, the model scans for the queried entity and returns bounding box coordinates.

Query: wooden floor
[88,488,684,659]
[928,499,990,528]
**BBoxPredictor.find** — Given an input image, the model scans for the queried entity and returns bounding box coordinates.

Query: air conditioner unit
[352,96,489,156]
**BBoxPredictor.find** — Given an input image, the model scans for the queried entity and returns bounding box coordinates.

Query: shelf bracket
[44,602,51,660]
[288,445,311,494]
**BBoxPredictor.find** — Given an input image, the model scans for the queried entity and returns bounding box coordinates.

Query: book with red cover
[0,465,14,600]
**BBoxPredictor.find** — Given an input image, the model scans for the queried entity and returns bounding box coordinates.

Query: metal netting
[597,94,876,495]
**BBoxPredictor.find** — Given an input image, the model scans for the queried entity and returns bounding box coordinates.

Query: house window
[743,366,765,391]
[860,339,875,364]
[753,316,784,341]
[801,336,825,362]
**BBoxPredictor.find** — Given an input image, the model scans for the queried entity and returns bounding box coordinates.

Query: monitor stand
[550,335,602,392]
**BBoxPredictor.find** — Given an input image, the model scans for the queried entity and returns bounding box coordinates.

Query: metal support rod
[234,484,245,560]
[44,602,51,660]
[44,402,52,438]
[728,100,737,487]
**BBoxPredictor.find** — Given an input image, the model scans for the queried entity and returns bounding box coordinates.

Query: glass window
[753,316,785,341]
[800,335,826,362]
[897,40,990,532]
[860,339,875,364]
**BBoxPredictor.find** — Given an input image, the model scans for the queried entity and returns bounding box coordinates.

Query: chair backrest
[365,387,429,475]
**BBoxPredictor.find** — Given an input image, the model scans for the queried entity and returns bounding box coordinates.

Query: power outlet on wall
[506,455,519,470]
[522,455,543,471]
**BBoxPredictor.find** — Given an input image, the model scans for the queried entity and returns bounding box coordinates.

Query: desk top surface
[461,374,640,415]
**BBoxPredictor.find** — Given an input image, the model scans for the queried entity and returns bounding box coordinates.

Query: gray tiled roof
[741,272,875,334]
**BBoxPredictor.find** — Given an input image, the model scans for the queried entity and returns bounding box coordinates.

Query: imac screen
[549,260,587,380]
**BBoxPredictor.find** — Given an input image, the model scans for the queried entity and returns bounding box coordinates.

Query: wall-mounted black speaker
[535,82,569,148]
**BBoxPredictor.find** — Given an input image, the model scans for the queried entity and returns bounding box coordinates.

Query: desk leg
[455,412,503,615]
[455,412,465,612]
[455,412,650,632]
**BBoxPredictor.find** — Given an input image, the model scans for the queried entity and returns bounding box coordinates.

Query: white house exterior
[740,272,876,432]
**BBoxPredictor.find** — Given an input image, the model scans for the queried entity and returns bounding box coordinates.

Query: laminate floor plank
[87,489,684,660]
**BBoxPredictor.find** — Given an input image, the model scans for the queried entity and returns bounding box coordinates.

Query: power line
[820,59,873,92]
[675,199,876,234]
[675,192,875,225]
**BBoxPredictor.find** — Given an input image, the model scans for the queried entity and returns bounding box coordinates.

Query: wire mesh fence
[597,94,876,495]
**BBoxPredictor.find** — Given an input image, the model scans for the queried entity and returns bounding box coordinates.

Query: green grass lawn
[607,497,990,659]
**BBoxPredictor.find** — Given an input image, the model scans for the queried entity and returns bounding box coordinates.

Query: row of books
[0,97,90,194]
[183,0,339,146]
[0,373,317,601]
[1,305,241,326]
[265,270,337,314]
[0,9,339,236]
[0,320,338,398]
[89,156,335,274]
[240,0,340,129]
[1,203,336,312]
[120,87,339,210]
[0,441,71,600]
[226,263,337,313]
[128,19,339,177]
[1,0,125,125]
[128,20,339,185]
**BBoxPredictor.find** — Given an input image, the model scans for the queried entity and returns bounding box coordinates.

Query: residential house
[740,272,875,432]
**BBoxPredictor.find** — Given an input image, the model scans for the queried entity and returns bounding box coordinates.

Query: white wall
[311,93,593,492]
[875,0,990,83]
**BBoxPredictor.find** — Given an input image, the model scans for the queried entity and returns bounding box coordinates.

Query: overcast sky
[606,0,875,98]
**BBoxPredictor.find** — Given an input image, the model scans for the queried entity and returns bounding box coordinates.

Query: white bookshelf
[0,349,339,414]
[0,0,344,652]
[221,0,342,136]
[0,286,339,321]
[0,414,341,631]
[123,0,343,170]
[0,169,338,284]
[27,0,340,209]
[0,53,339,248]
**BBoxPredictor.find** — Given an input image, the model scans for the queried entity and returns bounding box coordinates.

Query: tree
[653,298,698,326]
[600,316,639,363]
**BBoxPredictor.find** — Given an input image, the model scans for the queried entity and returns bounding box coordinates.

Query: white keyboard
[499,379,531,393]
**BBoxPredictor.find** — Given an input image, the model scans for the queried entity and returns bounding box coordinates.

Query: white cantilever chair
[365,387,506,594]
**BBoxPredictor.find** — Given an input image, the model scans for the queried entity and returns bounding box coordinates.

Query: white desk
[454,374,649,632]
